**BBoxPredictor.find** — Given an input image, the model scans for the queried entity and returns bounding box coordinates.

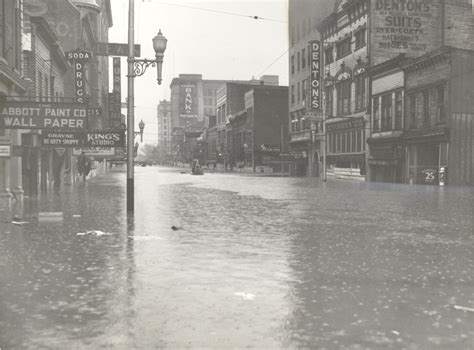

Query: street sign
[95,42,141,57]
[0,145,11,158]
[0,102,87,130]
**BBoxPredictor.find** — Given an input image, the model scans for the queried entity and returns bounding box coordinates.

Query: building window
[381,93,393,131]
[336,37,351,59]
[325,47,334,65]
[437,84,446,122]
[336,80,351,115]
[355,28,366,50]
[373,96,380,132]
[395,91,403,130]
[291,85,295,104]
[302,48,306,69]
[302,79,306,101]
[297,51,300,71]
[38,72,43,101]
[325,85,333,117]
[407,93,416,129]
[291,55,295,75]
[422,90,430,128]
[354,75,366,111]
[297,82,300,102]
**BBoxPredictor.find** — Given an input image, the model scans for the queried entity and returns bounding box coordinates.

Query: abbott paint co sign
[0,102,87,130]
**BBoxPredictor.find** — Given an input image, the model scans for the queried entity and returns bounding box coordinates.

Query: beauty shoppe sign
[370,0,442,65]
[41,130,125,148]
[0,102,87,130]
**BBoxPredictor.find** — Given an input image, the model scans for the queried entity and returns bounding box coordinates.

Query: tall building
[288,0,335,176]
[156,99,171,163]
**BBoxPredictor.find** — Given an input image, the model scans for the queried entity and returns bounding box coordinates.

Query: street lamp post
[127,0,167,212]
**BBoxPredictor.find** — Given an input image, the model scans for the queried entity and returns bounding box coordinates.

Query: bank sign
[180,84,198,117]
[370,0,441,65]
[0,102,87,130]
[309,40,321,112]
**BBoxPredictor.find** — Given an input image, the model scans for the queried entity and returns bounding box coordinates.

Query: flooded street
[1,166,473,349]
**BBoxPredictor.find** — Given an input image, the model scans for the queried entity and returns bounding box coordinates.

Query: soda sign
[65,49,93,103]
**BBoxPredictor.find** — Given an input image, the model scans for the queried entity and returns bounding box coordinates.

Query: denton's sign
[309,40,321,112]
[0,102,87,130]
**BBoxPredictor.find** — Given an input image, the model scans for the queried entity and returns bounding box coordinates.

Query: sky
[108,0,289,144]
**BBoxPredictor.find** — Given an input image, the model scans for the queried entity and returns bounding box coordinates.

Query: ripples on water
[0,166,473,349]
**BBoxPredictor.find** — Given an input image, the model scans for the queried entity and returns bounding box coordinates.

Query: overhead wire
[140,0,287,23]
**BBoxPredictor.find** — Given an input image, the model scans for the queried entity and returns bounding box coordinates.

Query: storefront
[368,137,404,183]
[405,131,448,185]
[326,117,366,179]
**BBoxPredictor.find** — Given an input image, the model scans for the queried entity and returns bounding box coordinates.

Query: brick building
[156,99,171,164]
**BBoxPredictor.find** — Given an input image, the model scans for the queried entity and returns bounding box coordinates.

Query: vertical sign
[66,49,93,103]
[310,40,321,112]
[113,57,121,114]
[370,0,442,66]
[179,84,198,117]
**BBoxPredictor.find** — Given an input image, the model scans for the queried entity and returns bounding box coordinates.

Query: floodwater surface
[0,166,473,349]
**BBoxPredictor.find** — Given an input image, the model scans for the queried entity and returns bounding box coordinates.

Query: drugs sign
[0,102,87,130]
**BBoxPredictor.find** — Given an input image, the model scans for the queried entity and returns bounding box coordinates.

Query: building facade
[156,99,171,164]
[319,0,369,180]
[288,0,335,176]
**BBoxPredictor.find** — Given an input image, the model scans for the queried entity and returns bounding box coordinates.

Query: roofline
[401,46,474,70]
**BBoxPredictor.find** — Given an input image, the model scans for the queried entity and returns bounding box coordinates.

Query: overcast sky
[108,0,289,144]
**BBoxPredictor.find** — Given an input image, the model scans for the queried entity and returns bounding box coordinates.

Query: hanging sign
[66,49,93,103]
[42,131,83,146]
[83,130,125,148]
[0,102,87,130]
[309,40,321,112]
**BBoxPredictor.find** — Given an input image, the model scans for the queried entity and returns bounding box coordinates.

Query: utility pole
[127,0,135,211]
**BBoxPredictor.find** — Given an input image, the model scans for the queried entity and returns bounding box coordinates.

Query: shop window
[355,28,366,50]
[354,75,366,111]
[336,37,351,59]
[336,80,351,115]
[325,47,334,65]
[332,133,337,153]
[381,93,392,131]
[351,130,356,152]
[342,133,347,153]
[302,48,306,69]
[373,97,380,132]
[395,91,403,130]
[356,130,362,152]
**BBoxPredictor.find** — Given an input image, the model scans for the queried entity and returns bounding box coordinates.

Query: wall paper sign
[0,102,88,130]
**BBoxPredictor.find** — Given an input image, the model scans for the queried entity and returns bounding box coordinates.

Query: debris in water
[454,305,474,313]
[12,221,30,225]
[234,292,255,300]
[391,330,400,336]
[72,214,82,218]
[171,225,182,231]
[77,230,113,236]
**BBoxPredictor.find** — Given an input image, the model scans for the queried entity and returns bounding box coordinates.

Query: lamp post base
[127,178,134,211]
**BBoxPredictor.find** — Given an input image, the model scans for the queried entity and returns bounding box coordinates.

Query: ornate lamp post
[127,0,167,211]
